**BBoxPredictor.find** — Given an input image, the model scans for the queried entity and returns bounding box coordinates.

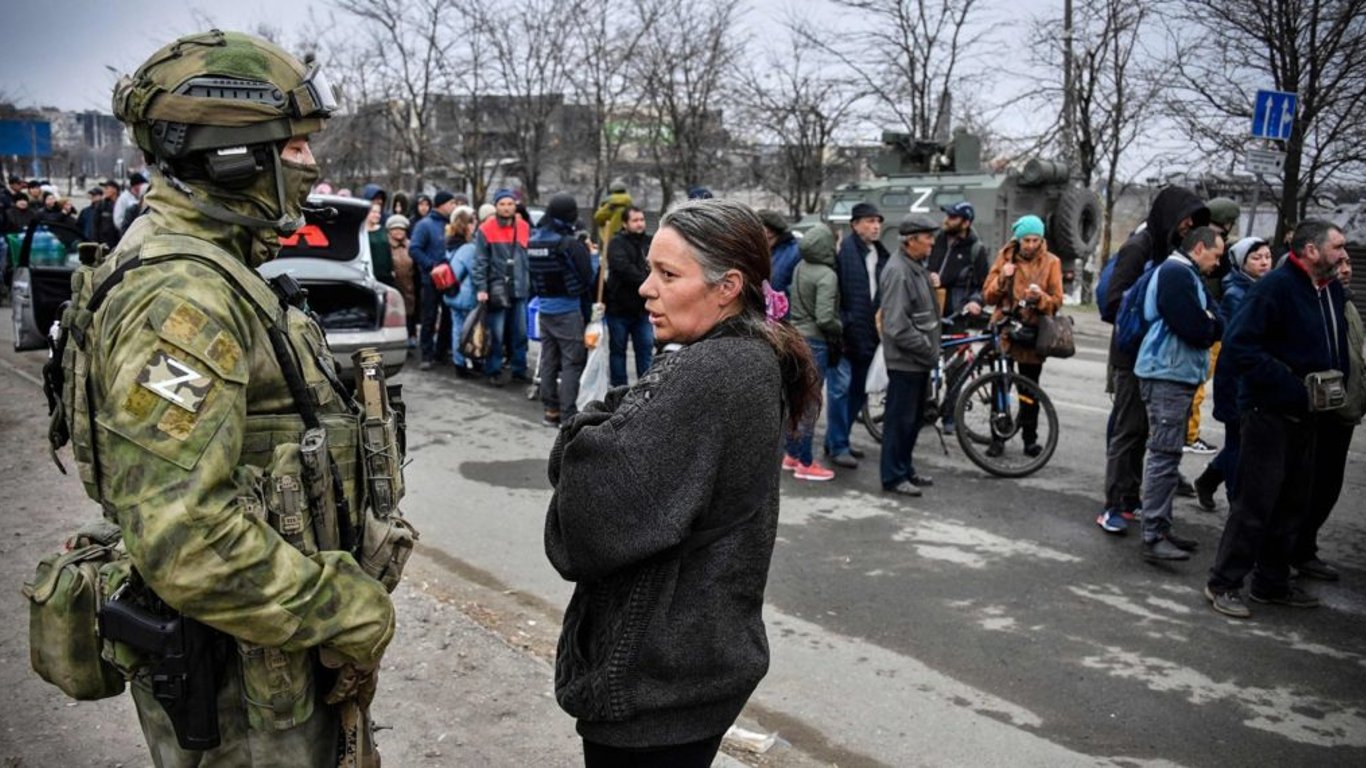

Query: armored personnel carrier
[826,129,1102,294]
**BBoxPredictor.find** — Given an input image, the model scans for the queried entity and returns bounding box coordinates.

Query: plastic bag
[865,344,889,394]
[576,319,611,411]
[460,302,491,361]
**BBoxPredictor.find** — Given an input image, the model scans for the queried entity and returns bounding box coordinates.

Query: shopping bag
[460,302,491,361]
[865,344,889,395]
[576,317,611,411]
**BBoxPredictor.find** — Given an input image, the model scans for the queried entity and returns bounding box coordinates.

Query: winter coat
[983,240,1064,366]
[1104,187,1208,370]
[605,230,651,317]
[1339,299,1366,424]
[1134,253,1222,386]
[593,191,633,243]
[368,228,394,287]
[545,318,782,749]
[769,235,801,297]
[472,215,531,302]
[1212,269,1256,423]
[834,233,889,362]
[928,229,989,317]
[880,252,940,373]
[409,209,450,277]
[390,238,417,318]
[1223,255,1351,417]
[789,225,841,344]
[442,242,479,312]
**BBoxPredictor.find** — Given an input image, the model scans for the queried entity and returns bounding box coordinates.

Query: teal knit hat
[1012,215,1045,240]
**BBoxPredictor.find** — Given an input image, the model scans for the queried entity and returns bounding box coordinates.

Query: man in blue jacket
[410,190,457,369]
[1134,226,1225,562]
[1205,220,1351,619]
[826,202,889,468]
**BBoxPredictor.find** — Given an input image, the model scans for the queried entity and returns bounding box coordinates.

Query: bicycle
[861,311,1059,478]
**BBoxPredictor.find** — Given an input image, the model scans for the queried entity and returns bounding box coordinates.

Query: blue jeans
[824,354,870,456]
[1138,379,1196,543]
[606,313,654,386]
[784,338,830,465]
[449,307,469,366]
[880,369,929,488]
[484,297,529,377]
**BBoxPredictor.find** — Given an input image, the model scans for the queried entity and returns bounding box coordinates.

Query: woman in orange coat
[982,214,1064,457]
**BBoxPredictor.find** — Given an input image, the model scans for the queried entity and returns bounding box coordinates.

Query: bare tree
[639,0,742,208]
[334,0,455,191]
[795,0,988,139]
[1160,0,1366,238]
[737,42,860,216]
[564,0,666,203]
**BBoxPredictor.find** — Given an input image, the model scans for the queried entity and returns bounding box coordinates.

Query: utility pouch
[97,556,147,677]
[359,514,417,593]
[264,443,316,556]
[299,428,340,552]
[238,641,315,732]
[23,519,128,700]
[1306,369,1347,412]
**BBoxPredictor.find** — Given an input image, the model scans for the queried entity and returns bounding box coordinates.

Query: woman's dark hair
[659,198,821,434]
[391,191,410,215]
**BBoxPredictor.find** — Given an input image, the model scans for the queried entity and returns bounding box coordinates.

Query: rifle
[98,584,227,751]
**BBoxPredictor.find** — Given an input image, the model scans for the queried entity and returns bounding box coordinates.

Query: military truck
[826,129,1102,295]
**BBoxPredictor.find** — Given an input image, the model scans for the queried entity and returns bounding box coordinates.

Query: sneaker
[1176,476,1196,498]
[542,409,562,427]
[985,440,1004,458]
[1164,530,1199,552]
[829,452,859,469]
[1249,585,1320,608]
[1119,507,1139,522]
[781,455,801,472]
[1184,437,1218,454]
[909,475,934,487]
[884,480,922,497]
[1293,558,1341,582]
[1204,585,1251,619]
[795,462,835,481]
[1142,537,1191,562]
[1096,508,1129,535]
[1193,472,1218,511]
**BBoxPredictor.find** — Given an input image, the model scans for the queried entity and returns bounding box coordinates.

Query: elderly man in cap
[114,171,148,232]
[828,201,892,468]
[879,213,942,496]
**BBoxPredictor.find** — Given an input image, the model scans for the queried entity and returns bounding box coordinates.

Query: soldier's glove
[319,648,378,709]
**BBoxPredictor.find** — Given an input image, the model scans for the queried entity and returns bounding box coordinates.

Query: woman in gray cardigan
[544,199,821,767]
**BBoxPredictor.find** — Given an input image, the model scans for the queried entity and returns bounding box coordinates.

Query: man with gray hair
[1205,220,1350,618]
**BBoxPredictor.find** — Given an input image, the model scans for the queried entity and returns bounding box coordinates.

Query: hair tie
[763,280,788,323]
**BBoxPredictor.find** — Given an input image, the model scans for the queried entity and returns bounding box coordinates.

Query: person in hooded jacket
[760,210,801,297]
[593,181,633,243]
[443,206,480,376]
[531,194,594,425]
[982,215,1064,458]
[1096,187,1210,535]
[783,223,842,481]
[360,183,388,227]
[605,206,654,386]
[1192,237,1273,510]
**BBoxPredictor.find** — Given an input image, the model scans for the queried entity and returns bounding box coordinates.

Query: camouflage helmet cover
[113,29,334,160]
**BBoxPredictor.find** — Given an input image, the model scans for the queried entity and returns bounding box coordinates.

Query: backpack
[1096,256,1119,323]
[1114,261,1157,356]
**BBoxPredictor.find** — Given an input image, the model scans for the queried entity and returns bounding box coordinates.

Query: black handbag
[1035,313,1076,358]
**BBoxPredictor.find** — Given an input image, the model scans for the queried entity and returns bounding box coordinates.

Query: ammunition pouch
[238,641,315,732]
[359,515,417,593]
[23,518,128,700]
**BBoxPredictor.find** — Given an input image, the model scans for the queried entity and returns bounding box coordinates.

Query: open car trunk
[305,280,380,331]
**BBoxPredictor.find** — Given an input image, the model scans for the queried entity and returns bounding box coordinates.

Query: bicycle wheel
[862,389,886,443]
[953,370,1058,477]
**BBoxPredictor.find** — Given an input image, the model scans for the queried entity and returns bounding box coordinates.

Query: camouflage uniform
[54,31,397,766]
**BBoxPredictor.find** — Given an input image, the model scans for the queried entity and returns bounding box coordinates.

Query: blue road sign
[1251,90,1296,140]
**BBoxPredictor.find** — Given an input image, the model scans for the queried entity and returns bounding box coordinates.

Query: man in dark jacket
[410,190,456,369]
[879,214,941,497]
[605,206,653,386]
[1205,220,1350,619]
[1097,186,1209,534]
[530,193,595,425]
[760,210,801,297]
[826,202,889,468]
[928,201,989,320]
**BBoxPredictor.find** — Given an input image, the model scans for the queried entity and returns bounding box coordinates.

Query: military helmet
[113,29,334,169]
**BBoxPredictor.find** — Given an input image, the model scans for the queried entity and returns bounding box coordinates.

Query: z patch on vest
[137,348,213,414]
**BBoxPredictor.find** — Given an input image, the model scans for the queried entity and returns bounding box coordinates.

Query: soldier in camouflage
[55,30,397,766]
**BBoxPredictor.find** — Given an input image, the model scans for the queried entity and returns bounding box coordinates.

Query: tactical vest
[527,227,586,299]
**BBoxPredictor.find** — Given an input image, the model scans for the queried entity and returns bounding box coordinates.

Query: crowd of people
[0,172,148,249]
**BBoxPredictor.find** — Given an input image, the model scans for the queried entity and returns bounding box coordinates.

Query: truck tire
[1051,187,1101,263]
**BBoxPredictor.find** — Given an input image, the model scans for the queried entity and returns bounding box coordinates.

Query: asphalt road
[3,305,1363,767]
[391,317,1366,767]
